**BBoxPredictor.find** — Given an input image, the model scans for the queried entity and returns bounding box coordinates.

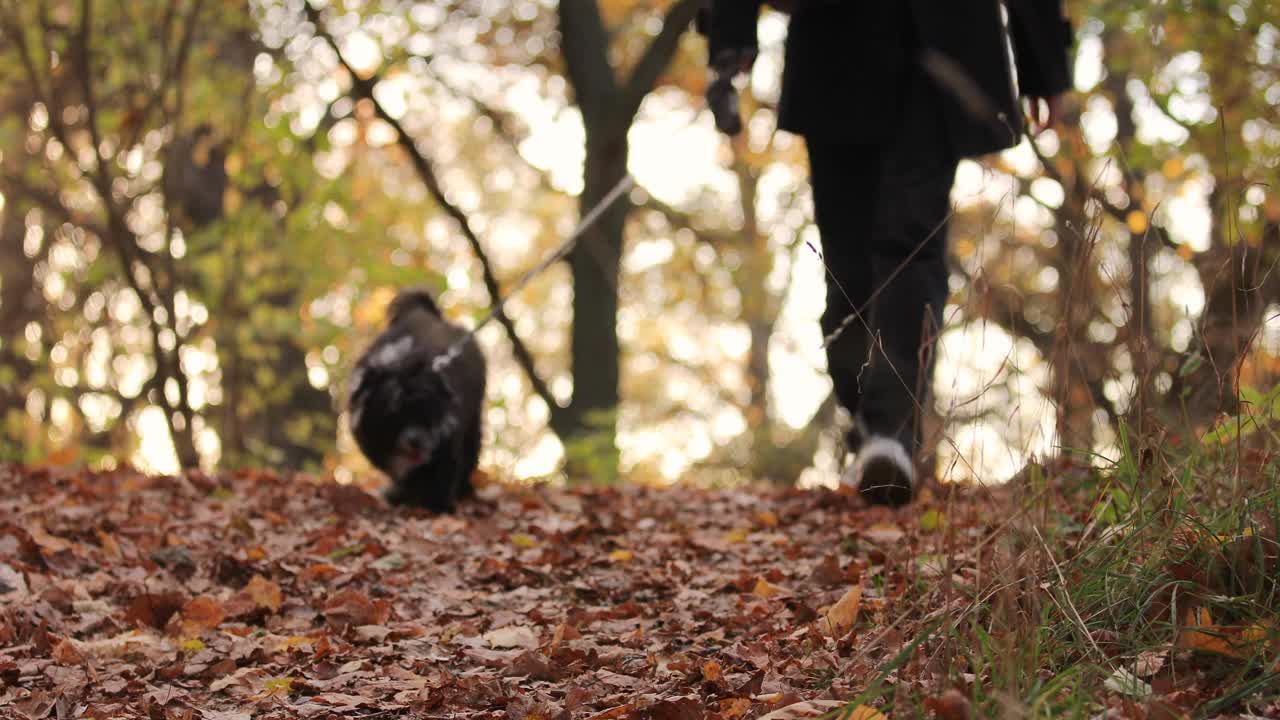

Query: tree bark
[556,0,701,480]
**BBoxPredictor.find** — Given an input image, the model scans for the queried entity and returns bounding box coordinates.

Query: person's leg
[848,132,956,505]
[858,159,955,450]
[805,139,880,453]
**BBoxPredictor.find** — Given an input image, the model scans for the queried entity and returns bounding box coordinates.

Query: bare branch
[618,0,702,123]
[1025,130,1178,250]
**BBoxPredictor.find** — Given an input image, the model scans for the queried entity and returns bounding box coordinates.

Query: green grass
[843,409,1280,719]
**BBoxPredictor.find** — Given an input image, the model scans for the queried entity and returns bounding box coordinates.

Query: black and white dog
[347,290,486,512]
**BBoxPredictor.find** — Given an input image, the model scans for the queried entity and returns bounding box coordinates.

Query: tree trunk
[562,134,629,480]
[555,0,700,481]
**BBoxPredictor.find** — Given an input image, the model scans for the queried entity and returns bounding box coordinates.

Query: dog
[347,289,486,512]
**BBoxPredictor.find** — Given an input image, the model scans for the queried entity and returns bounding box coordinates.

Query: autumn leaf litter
[3,461,1276,718]
[0,463,993,718]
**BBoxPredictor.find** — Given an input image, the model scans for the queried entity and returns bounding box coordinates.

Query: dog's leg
[455,416,482,500]
[415,447,462,513]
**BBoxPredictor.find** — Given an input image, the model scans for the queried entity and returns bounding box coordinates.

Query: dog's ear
[388,288,442,323]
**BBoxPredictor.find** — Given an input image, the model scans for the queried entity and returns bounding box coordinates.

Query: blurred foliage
[0,0,1276,486]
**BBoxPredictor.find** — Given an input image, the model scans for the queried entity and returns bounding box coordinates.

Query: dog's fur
[347,290,486,512]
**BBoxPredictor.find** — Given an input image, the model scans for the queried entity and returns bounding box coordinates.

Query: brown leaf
[0,563,29,597]
[28,521,71,554]
[635,697,703,720]
[752,577,787,598]
[323,589,390,631]
[701,660,724,684]
[245,575,282,612]
[758,701,880,720]
[808,554,844,587]
[14,690,55,720]
[125,591,187,630]
[824,585,863,634]
[301,563,341,583]
[176,596,226,636]
[861,523,905,545]
[95,530,122,561]
[925,689,972,720]
[719,698,752,720]
[485,625,540,649]
[1175,606,1244,658]
[51,637,84,666]
[506,649,564,681]
[587,704,636,720]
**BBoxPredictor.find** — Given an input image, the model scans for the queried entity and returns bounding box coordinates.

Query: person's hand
[1027,93,1066,134]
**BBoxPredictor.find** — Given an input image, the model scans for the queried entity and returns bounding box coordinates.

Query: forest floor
[1,454,1278,719]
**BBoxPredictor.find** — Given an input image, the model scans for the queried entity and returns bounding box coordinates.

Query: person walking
[698,0,1073,504]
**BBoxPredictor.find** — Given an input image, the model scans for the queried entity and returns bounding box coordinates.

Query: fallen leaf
[511,533,538,549]
[1175,607,1243,658]
[95,530,122,561]
[608,549,634,562]
[324,589,390,631]
[808,554,844,587]
[28,521,71,553]
[370,552,406,570]
[301,563,341,582]
[719,698,752,719]
[14,690,55,720]
[1133,650,1166,677]
[262,675,297,697]
[758,701,885,720]
[925,689,972,720]
[641,697,703,720]
[1104,667,1152,700]
[862,523,905,545]
[753,577,787,597]
[69,630,158,659]
[724,527,751,544]
[180,638,206,653]
[585,703,636,720]
[353,625,391,643]
[919,510,946,532]
[311,692,374,708]
[51,637,83,665]
[701,660,724,684]
[756,510,779,528]
[825,585,863,634]
[507,649,562,680]
[125,591,187,630]
[176,595,226,636]
[210,666,260,693]
[0,563,29,596]
[201,712,251,720]
[484,625,539,649]
[245,575,282,612]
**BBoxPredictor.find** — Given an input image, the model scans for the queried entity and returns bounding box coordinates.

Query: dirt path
[0,464,995,719]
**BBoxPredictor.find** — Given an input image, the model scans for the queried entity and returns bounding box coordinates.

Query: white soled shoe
[843,435,915,506]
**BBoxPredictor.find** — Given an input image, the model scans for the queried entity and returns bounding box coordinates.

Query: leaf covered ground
[1,459,1277,719]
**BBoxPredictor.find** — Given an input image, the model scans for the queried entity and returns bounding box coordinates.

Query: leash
[431,173,638,373]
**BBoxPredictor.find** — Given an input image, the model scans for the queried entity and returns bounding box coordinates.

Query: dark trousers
[806,67,958,455]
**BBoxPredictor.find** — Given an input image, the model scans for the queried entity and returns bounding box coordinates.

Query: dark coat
[700,0,1073,159]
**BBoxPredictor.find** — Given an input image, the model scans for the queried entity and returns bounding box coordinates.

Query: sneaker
[845,435,915,506]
